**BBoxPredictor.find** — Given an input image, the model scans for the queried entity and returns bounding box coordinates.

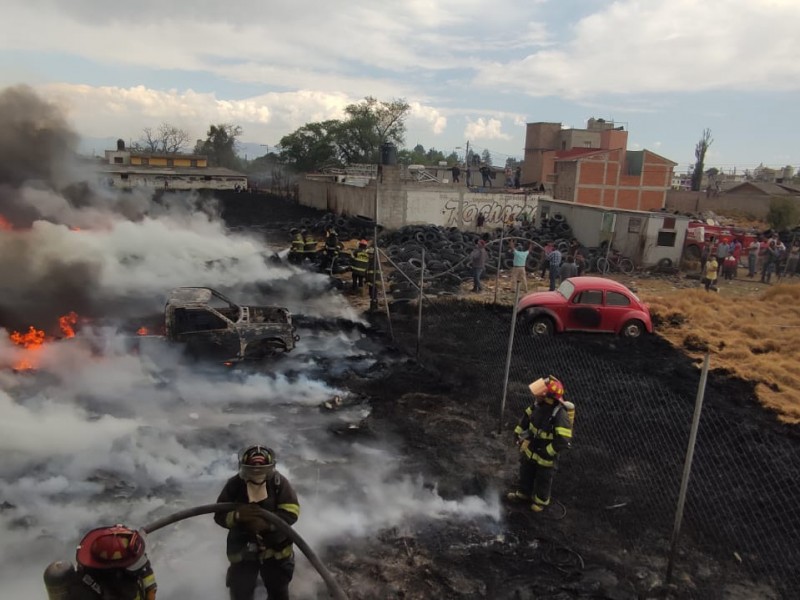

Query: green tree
[690,128,713,191]
[278,120,340,172]
[767,197,800,231]
[336,96,410,164]
[481,149,492,166]
[194,124,242,169]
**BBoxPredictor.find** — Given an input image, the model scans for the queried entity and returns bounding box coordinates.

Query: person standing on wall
[451,164,461,183]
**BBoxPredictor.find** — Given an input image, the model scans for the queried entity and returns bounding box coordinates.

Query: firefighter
[322,227,340,274]
[350,240,370,292]
[44,524,157,600]
[507,375,575,513]
[214,445,300,600]
[301,230,317,264]
[288,229,304,265]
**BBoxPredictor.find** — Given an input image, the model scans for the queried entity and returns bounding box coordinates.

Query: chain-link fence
[370,249,800,599]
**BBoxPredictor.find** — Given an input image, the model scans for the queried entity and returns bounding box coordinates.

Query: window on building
[657,231,677,247]
[114,157,123,164]
[120,173,129,180]
[166,158,174,167]
[628,218,643,233]
[574,290,603,305]
[584,141,592,148]
[190,159,198,167]
[663,217,676,229]
[203,175,212,181]
[606,291,631,306]
[561,141,567,150]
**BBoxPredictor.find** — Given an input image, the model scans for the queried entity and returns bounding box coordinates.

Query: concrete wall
[299,169,541,230]
[664,190,800,219]
[107,172,246,190]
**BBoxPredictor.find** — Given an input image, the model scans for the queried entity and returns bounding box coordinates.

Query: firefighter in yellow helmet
[507,375,575,513]
[350,240,370,292]
[44,524,157,600]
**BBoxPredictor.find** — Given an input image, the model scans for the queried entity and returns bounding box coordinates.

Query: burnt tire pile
[376,214,608,301]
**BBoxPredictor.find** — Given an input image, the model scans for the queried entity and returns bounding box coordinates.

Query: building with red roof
[522,119,676,211]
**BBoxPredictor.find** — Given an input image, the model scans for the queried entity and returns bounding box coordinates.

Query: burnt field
[216,195,800,599]
[1,189,797,600]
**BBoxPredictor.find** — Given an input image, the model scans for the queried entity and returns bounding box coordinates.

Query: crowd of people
[700,233,800,290]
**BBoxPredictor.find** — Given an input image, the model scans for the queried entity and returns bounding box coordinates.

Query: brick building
[522,119,675,211]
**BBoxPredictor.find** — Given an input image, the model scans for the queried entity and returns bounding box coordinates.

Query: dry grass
[643,281,800,424]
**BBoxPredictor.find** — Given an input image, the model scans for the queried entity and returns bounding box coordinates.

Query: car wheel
[529,316,554,336]
[620,319,644,338]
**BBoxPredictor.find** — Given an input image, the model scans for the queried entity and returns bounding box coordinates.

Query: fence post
[416,247,425,359]
[498,282,521,434]
[666,352,710,584]
[376,249,394,342]
[493,226,505,304]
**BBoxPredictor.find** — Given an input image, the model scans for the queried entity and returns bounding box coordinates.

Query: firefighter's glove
[519,439,530,453]
[235,504,270,532]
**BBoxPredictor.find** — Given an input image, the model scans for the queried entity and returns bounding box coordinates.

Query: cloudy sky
[1,0,798,172]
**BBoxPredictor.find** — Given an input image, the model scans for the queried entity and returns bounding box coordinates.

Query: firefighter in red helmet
[507,375,575,513]
[43,524,157,600]
[214,444,300,600]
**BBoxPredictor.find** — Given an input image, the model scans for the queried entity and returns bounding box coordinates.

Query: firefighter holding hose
[44,524,157,600]
[507,375,575,513]
[214,445,300,600]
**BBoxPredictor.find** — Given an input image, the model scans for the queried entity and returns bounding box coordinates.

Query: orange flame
[8,312,81,370]
[137,326,149,336]
[59,312,78,338]
[0,214,12,231]
[9,326,46,371]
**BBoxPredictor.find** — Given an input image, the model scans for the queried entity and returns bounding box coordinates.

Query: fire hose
[142,502,348,600]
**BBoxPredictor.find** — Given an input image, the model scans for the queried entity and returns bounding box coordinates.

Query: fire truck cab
[683,221,758,262]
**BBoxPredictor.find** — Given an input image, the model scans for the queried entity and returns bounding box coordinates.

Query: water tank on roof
[117,139,125,151]
[380,142,397,166]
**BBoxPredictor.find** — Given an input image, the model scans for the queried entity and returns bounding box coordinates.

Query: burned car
[164,287,297,361]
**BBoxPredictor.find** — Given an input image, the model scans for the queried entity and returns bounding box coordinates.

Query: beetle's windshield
[557,280,574,299]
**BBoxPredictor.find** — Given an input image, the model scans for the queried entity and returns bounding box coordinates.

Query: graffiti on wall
[442,197,539,227]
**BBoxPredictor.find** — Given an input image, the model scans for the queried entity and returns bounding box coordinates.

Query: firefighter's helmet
[238,444,276,484]
[529,376,565,402]
[76,525,146,570]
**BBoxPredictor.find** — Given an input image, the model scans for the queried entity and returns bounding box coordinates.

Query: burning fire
[59,312,78,338]
[0,214,12,231]
[7,312,80,370]
[137,326,149,336]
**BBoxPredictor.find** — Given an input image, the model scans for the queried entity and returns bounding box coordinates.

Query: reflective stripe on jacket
[291,235,304,253]
[303,237,317,253]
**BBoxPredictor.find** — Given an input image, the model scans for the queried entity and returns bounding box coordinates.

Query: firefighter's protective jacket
[290,234,304,253]
[74,563,157,600]
[214,472,300,563]
[514,400,575,468]
[351,249,369,273]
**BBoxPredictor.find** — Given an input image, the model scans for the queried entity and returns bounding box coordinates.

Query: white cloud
[464,117,511,141]
[472,0,800,97]
[409,102,447,135]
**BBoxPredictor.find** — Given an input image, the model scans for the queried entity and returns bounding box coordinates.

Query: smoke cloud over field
[0,85,500,598]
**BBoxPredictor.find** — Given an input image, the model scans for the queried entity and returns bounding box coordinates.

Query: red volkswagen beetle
[517,276,652,338]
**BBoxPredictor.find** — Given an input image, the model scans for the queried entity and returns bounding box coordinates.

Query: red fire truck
[683,221,759,261]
